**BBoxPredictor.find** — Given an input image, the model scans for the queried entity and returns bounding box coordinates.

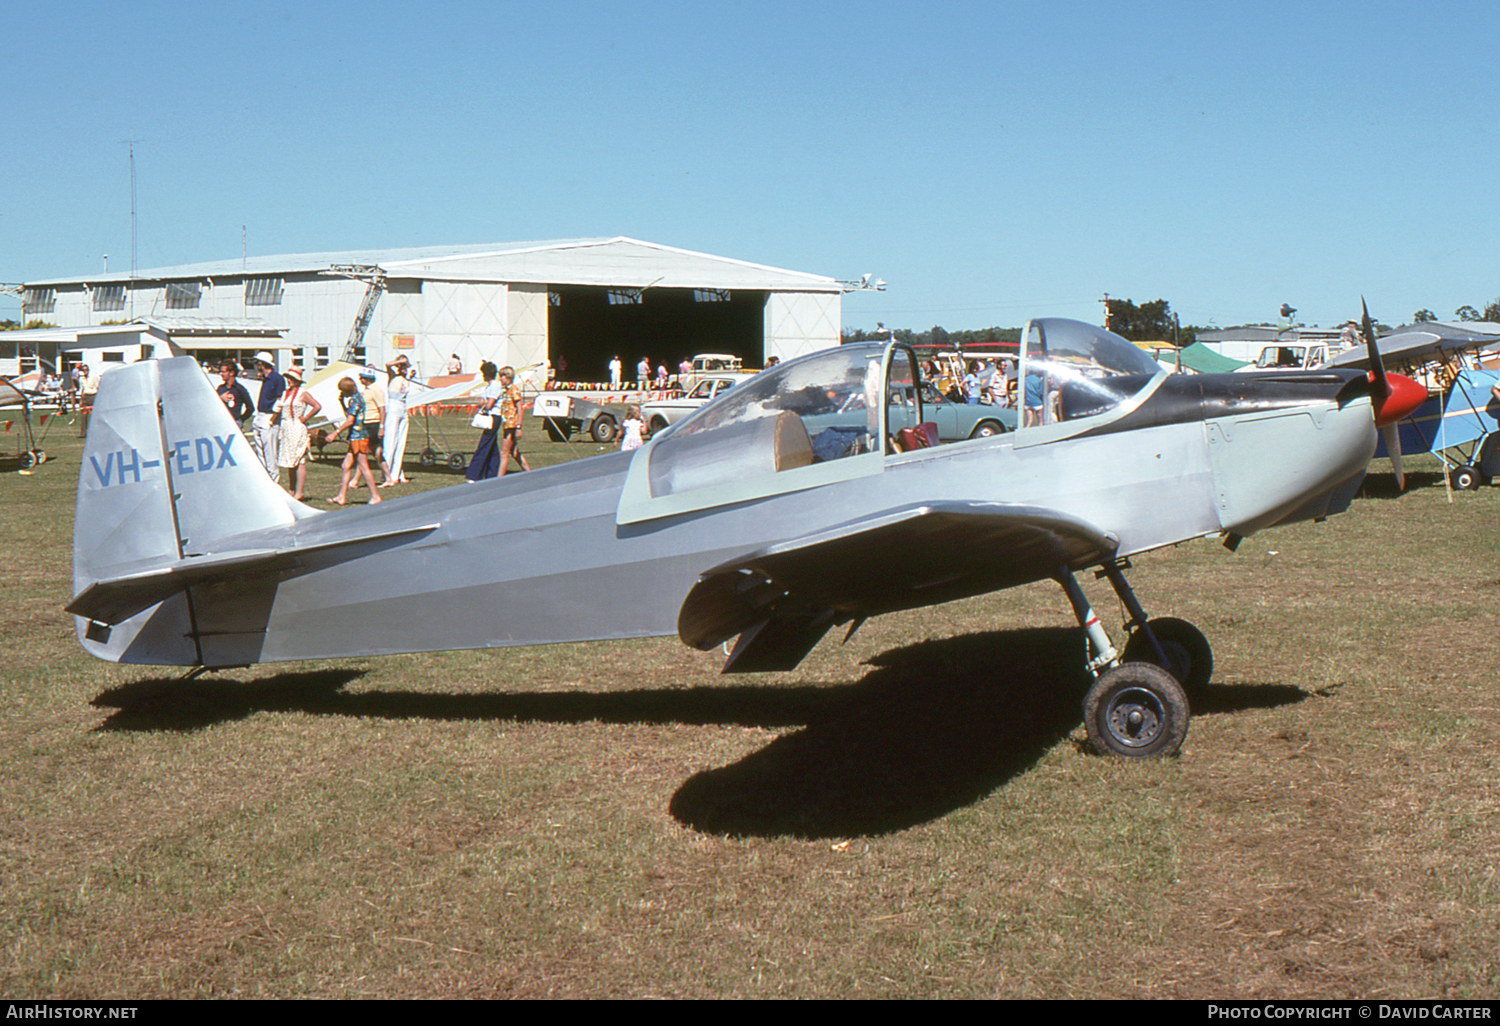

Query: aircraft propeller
[1361,299,1426,489]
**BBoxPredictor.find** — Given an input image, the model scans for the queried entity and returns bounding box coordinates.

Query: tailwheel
[1084,662,1189,758]
[1121,616,1212,690]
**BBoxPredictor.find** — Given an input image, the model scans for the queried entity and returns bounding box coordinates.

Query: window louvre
[93,285,126,312]
[22,288,55,316]
[165,282,201,309]
[245,277,284,305]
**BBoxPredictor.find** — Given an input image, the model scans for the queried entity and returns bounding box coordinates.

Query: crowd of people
[191,344,1030,510]
[212,351,422,505]
[924,356,1017,408]
[605,355,699,390]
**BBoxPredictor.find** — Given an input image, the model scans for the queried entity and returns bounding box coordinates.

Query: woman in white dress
[274,366,321,500]
[381,357,412,487]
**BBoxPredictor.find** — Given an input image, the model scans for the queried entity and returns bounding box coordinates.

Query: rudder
[73,357,308,663]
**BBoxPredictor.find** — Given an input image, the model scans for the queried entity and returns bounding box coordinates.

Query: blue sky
[4,0,1498,333]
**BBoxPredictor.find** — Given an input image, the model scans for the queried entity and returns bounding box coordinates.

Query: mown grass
[2,411,1497,998]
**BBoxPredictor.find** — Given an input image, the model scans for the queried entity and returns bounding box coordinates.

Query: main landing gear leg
[1101,560,1214,691]
[1055,563,1192,759]
[1055,567,1117,675]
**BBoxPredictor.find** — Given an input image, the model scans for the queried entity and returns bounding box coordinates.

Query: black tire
[18,450,34,469]
[448,453,467,470]
[591,415,618,444]
[543,419,570,442]
[1121,616,1213,690]
[969,420,1006,438]
[649,415,670,434]
[419,448,437,467]
[1084,663,1189,758]
[1451,464,1481,491]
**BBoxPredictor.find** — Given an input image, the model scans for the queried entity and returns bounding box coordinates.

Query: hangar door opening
[548,287,767,383]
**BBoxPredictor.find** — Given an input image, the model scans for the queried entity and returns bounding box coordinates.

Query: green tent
[1173,342,1248,374]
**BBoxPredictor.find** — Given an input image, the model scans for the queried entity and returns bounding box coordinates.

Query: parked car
[1236,343,1332,371]
[678,353,748,392]
[642,376,744,432]
[911,384,1017,440]
[532,393,620,443]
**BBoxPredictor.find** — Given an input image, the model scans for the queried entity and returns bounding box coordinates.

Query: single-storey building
[17,237,844,388]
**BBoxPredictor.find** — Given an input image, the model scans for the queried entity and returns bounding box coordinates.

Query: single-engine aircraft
[1322,322,1500,490]
[68,314,1424,758]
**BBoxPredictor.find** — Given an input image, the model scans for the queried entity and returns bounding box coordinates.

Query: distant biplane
[1324,323,1500,490]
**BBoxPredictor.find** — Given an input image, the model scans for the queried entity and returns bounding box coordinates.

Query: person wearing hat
[381,355,412,487]
[77,363,100,437]
[252,351,285,479]
[271,365,320,501]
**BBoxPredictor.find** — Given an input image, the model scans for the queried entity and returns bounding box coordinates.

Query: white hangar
[18,237,844,385]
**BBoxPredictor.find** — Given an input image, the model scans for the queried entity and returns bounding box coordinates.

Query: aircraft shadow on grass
[1358,470,1445,500]
[91,627,1306,838]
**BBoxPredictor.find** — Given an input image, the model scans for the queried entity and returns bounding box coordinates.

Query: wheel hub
[1106,687,1165,748]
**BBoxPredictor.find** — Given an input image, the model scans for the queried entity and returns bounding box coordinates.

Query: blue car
[909,384,1016,440]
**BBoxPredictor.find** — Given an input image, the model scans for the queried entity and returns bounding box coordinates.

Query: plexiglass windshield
[671,346,880,448]
[1020,319,1162,426]
[648,345,885,499]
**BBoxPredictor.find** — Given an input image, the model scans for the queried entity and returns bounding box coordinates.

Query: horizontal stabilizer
[67,523,439,626]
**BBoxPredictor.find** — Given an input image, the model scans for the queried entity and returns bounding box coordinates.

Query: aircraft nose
[1373,372,1426,428]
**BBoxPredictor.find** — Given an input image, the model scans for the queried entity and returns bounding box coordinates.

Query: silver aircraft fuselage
[71,322,1380,671]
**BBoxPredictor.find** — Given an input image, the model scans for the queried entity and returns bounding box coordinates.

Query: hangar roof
[27,237,840,293]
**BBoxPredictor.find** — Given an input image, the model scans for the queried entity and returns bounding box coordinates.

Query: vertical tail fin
[73,357,308,663]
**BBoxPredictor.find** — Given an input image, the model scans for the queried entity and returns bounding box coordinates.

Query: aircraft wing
[678,501,1117,672]
[406,377,484,406]
[0,378,29,408]
[1323,326,1498,369]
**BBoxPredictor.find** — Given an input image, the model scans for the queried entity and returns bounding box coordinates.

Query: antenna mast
[128,138,137,279]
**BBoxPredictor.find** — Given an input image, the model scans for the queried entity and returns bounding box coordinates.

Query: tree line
[841,298,1195,350]
[1414,300,1500,324]
[846,292,1500,353]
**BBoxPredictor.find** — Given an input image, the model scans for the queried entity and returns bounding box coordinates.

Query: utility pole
[1102,293,1111,330]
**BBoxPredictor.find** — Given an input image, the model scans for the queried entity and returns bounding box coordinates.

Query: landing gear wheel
[419,448,437,467]
[1451,464,1481,491]
[18,451,35,469]
[591,415,618,444]
[1084,663,1189,758]
[1122,616,1212,690]
[448,453,467,470]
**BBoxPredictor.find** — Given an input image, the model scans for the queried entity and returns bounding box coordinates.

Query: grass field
[2,410,1498,999]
